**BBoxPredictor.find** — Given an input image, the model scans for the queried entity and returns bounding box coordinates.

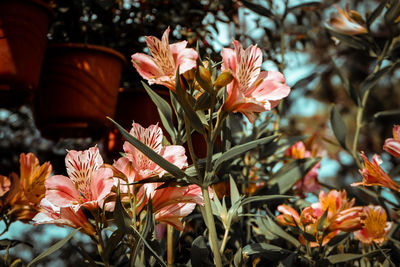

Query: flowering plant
[2,1,400,266]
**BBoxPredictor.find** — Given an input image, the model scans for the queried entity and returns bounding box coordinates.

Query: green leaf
[385,0,400,23]
[265,216,301,247]
[142,82,177,141]
[267,158,321,194]
[241,0,274,19]
[288,1,321,12]
[214,135,279,172]
[104,228,124,261]
[327,251,381,264]
[242,243,292,260]
[360,65,394,97]
[27,228,80,267]
[331,59,359,105]
[317,208,329,232]
[174,69,206,135]
[367,0,389,27]
[330,105,347,149]
[241,195,292,206]
[114,184,134,235]
[327,30,368,50]
[291,73,319,90]
[191,236,214,267]
[327,232,350,247]
[0,239,32,250]
[374,109,400,119]
[108,117,187,179]
[194,92,212,110]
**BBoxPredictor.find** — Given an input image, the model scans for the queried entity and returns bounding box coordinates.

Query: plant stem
[219,227,230,255]
[167,225,174,267]
[202,187,223,267]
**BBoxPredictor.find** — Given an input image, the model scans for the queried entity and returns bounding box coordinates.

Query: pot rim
[47,43,128,65]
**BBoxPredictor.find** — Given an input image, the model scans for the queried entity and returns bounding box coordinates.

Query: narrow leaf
[330,105,347,149]
[367,0,389,27]
[265,216,301,247]
[241,195,292,206]
[241,0,274,18]
[360,65,394,97]
[214,135,278,172]
[328,251,381,264]
[243,243,292,260]
[27,228,80,267]
[108,117,187,178]
[317,208,329,232]
[114,184,134,234]
[374,109,400,119]
[327,30,368,50]
[174,69,206,134]
[267,158,321,194]
[288,1,321,12]
[142,82,177,141]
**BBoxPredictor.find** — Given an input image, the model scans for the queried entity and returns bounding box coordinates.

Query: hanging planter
[106,87,171,158]
[35,43,127,139]
[0,0,54,107]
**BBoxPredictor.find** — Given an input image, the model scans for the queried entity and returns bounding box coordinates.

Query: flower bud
[215,70,234,90]
[196,65,213,92]
[348,10,365,25]
[183,68,196,83]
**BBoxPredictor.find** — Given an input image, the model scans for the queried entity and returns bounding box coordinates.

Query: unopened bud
[348,10,365,25]
[183,68,196,83]
[215,70,234,90]
[196,66,213,92]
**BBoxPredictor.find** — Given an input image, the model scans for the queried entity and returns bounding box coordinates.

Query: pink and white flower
[45,146,114,210]
[33,198,95,236]
[131,27,198,91]
[221,40,291,122]
[123,122,188,181]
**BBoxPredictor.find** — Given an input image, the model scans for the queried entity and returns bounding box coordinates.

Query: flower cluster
[131,28,291,123]
[277,189,392,246]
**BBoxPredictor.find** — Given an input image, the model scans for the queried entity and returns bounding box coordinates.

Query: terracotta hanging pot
[106,87,171,158]
[35,43,127,139]
[0,0,53,107]
[106,87,209,162]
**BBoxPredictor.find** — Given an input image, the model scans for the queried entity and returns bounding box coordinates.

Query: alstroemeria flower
[45,146,114,210]
[326,7,367,35]
[221,40,290,122]
[1,153,52,222]
[123,122,188,180]
[285,141,321,197]
[277,190,362,247]
[137,183,203,230]
[354,205,392,244]
[383,125,400,158]
[131,27,198,91]
[351,152,400,192]
[33,198,95,237]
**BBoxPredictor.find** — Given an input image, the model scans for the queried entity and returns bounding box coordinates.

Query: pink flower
[123,122,188,180]
[285,141,321,196]
[351,152,400,192]
[131,27,198,91]
[383,125,400,158]
[137,183,203,230]
[326,7,367,35]
[221,40,290,122]
[33,199,95,237]
[45,146,114,210]
[354,205,392,244]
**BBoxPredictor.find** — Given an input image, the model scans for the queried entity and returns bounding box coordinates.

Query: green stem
[219,226,230,255]
[202,187,223,267]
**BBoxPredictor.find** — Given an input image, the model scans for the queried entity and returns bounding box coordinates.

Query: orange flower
[277,190,363,247]
[326,7,367,35]
[354,205,392,244]
[351,152,400,192]
[383,125,400,158]
[1,153,52,222]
